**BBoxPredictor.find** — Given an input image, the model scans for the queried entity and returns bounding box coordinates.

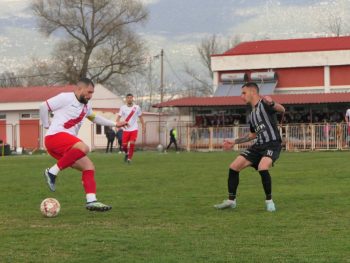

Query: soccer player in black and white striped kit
[214,82,285,212]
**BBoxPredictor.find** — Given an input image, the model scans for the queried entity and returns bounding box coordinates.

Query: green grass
[0,151,349,263]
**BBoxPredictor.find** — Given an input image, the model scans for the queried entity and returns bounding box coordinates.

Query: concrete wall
[211,50,350,71]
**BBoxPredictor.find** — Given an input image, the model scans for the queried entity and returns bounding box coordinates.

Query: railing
[2,122,349,152]
[136,122,350,152]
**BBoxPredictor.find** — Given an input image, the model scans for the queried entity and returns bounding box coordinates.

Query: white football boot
[265,199,276,212]
[214,199,237,210]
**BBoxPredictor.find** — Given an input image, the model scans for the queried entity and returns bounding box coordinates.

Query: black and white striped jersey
[249,99,281,145]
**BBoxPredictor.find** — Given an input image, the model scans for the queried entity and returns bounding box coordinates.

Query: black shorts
[239,141,282,170]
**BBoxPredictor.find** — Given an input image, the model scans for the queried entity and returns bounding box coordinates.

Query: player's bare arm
[262,96,285,113]
[223,133,256,150]
[87,113,126,128]
[115,115,127,127]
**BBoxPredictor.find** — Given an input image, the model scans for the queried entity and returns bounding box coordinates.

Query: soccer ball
[156,144,164,152]
[40,198,60,218]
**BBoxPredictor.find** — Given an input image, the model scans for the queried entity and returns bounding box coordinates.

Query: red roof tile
[154,93,350,108]
[212,36,350,57]
[0,85,75,103]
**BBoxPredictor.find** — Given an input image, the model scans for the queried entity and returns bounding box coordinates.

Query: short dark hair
[126,93,133,97]
[242,82,259,92]
[78,77,94,88]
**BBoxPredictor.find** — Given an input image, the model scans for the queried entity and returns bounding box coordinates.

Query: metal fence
[138,122,350,152]
[2,122,350,152]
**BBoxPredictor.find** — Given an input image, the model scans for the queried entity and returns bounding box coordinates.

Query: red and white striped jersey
[118,104,142,132]
[45,92,93,136]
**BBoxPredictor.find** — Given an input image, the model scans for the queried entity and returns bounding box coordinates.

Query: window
[21,113,31,119]
[20,113,40,119]
[96,124,102,135]
[0,114,5,120]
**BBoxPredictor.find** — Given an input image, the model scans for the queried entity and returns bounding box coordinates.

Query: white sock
[49,164,60,176]
[86,193,97,203]
[265,199,273,203]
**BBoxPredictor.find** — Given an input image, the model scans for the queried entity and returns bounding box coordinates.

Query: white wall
[0,102,41,111]
[211,50,350,71]
[91,84,124,108]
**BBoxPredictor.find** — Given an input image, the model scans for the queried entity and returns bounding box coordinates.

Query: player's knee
[86,163,95,171]
[80,145,90,154]
[73,142,90,154]
[229,163,241,172]
[83,158,95,171]
[258,164,270,171]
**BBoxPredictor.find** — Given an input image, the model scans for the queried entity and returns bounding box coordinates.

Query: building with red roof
[0,85,164,151]
[155,36,350,127]
[211,36,350,95]
[0,85,123,150]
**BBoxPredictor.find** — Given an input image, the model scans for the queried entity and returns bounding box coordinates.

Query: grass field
[0,151,349,263]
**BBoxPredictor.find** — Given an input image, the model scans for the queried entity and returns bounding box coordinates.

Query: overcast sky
[0,0,350,82]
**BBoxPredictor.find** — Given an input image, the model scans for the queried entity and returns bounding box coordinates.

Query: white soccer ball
[40,198,60,218]
[156,144,164,152]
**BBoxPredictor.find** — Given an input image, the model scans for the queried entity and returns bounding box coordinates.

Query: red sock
[57,148,86,170]
[128,143,135,160]
[82,170,96,194]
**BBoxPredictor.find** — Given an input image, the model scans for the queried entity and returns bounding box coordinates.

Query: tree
[0,72,24,88]
[18,56,71,87]
[319,9,349,37]
[326,13,344,36]
[184,34,241,95]
[31,0,148,84]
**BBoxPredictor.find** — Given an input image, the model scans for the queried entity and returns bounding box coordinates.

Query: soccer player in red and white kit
[116,93,144,164]
[39,78,126,211]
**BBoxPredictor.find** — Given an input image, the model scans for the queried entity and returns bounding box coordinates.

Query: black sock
[228,169,239,200]
[259,170,272,200]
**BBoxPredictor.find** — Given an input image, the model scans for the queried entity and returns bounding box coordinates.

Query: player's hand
[262,96,274,106]
[116,121,127,128]
[223,139,234,151]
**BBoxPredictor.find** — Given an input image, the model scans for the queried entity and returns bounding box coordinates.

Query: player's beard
[78,95,89,104]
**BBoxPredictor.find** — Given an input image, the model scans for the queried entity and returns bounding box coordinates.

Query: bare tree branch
[31,0,148,84]
[184,34,241,96]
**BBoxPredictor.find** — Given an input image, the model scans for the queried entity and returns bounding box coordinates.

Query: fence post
[302,125,306,150]
[233,126,239,151]
[285,125,289,151]
[186,126,191,152]
[337,124,342,150]
[209,127,213,152]
[326,128,329,150]
[311,124,315,151]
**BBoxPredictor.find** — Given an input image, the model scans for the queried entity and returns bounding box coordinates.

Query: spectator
[165,127,179,153]
[116,128,123,154]
[105,127,116,153]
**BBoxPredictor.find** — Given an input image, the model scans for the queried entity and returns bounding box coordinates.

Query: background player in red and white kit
[39,78,126,211]
[116,93,144,164]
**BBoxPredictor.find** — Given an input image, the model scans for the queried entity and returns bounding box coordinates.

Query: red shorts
[45,132,81,160]
[122,130,138,144]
